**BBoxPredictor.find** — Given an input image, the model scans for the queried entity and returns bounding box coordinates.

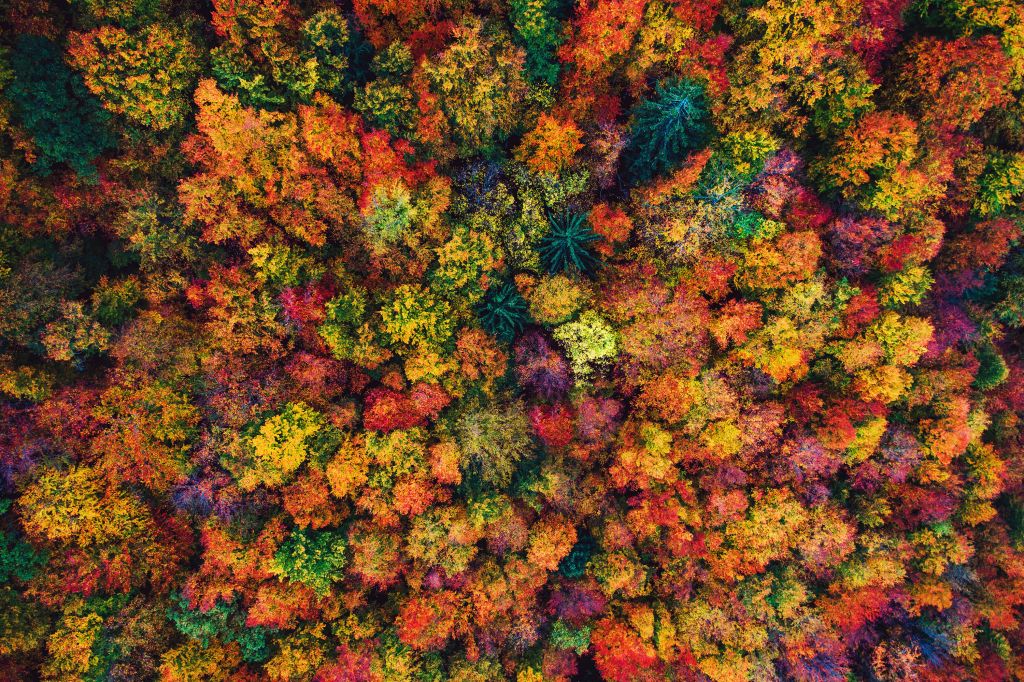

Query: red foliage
[530,403,576,448]
[362,383,451,432]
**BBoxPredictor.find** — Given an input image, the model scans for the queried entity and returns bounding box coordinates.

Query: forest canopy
[2,0,1024,680]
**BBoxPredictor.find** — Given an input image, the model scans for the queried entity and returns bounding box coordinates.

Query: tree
[378,284,455,351]
[889,35,1012,132]
[813,110,948,220]
[515,114,584,174]
[179,80,360,247]
[510,0,566,84]
[302,8,350,97]
[538,211,603,277]
[18,465,148,549]
[6,36,115,178]
[553,310,618,383]
[272,528,348,596]
[422,20,531,157]
[234,402,333,490]
[68,23,202,130]
[514,329,573,402]
[626,79,714,183]
[353,42,416,138]
[208,0,317,108]
[455,401,534,488]
[40,301,112,366]
[477,281,530,343]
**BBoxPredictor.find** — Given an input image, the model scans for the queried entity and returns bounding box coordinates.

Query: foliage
[476,281,530,342]
[6,36,115,178]
[169,593,273,663]
[515,114,584,174]
[455,401,534,488]
[538,211,602,277]
[236,402,334,490]
[422,21,531,157]
[272,528,348,596]
[552,310,618,383]
[626,79,714,182]
[5,2,1024,680]
[68,23,202,130]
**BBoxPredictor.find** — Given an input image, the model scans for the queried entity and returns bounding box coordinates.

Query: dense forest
[2,0,1024,679]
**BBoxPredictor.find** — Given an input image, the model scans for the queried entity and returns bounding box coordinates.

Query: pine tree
[626,79,713,183]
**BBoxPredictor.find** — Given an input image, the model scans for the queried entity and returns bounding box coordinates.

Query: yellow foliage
[42,608,104,682]
[526,274,590,325]
[526,515,577,571]
[845,416,888,465]
[19,465,146,548]
[326,434,371,499]
[854,365,913,404]
[240,402,326,491]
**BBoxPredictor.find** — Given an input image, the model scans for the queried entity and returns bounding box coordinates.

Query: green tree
[354,43,416,138]
[476,281,530,342]
[272,528,348,596]
[6,36,115,179]
[302,8,350,97]
[423,21,531,157]
[538,211,602,277]
[510,0,566,84]
[169,593,272,663]
[626,79,713,183]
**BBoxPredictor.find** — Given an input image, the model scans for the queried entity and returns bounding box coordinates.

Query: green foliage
[354,43,416,137]
[248,243,324,289]
[90,277,143,326]
[973,340,1009,391]
[210,46,289,110]
[430,226,499,304]
[0,585,49,657]
[319,288,369,361]
[557,533,595,579]
[879,265,934,308]
[302,8,350,96]
[6,36,115,179]
[363,182,415,248]
[538,211,602,277]
[510,0,565,84]
[626,79,713,183]
[477,282,530,342]
[995,274,1024,327]
[1003,496,1024,550]
[168,593,272,663]
[6,3,1024,680]
[456,402,534,489]
[701,130,779,189]
[355,82,416,138]
[550,619,591,654]
[727,211,769,241]
[41,301,112,367]
[71,0,163,28]
[552,310,618,382]
[0,226,81,352]
[423,21,531,157]
[975,152,1024,218]
[68,23,202,131]
[272,528,348,596]
[0,530,46,583]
